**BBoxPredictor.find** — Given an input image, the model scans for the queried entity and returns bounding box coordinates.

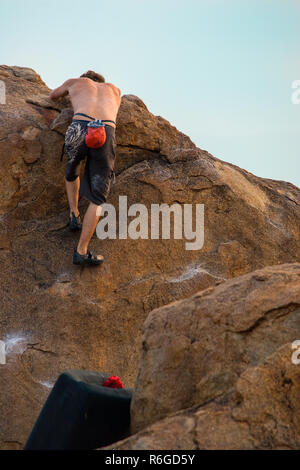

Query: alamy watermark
[291,340,300,365]
[291,80,300,105]
[0,340,6,364]
[0,80,6,105]
[96,197,204,251]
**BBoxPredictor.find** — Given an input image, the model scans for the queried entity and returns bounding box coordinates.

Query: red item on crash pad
[103,376,124,389]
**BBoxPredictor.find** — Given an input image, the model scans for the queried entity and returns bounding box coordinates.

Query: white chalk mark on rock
[0,333,30,365]
[169,265,209,283]
[5,333,30,355]
[39,380,54,389]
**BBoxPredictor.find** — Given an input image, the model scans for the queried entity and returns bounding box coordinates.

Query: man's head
[80,71,105,83]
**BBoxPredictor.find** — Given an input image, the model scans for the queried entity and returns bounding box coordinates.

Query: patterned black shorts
[64,120,117,205]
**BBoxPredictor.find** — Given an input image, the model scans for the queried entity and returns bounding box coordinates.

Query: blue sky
[1,0,299,187]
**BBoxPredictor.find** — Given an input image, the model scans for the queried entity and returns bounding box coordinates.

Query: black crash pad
[24,370,133,450]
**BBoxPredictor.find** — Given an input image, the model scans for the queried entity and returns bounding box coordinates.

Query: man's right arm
[49,79,75,100]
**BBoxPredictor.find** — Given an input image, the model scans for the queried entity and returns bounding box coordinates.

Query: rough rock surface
[106,342,300,449]
[131,263,300,433]
[0,65,300,449]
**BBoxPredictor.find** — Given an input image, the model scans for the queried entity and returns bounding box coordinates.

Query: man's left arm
[49,79,74,100]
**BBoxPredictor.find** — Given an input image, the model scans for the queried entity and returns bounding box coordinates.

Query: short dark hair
[80,71,105,83]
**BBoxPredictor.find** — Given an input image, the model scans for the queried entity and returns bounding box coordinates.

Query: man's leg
[65,164,81,218]
[77,203,103,259]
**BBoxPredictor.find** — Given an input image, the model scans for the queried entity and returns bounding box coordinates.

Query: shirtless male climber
[49,71,121,266]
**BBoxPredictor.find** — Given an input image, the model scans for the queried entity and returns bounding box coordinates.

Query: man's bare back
[49,77,121,127]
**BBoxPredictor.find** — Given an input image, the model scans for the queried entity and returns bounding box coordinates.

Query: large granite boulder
[131,263,300,433]
[107,341,300,449]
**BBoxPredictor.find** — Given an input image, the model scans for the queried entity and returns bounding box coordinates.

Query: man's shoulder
[62,78,81,90]
[65,78,79,84]
[69,77,93,87]
[105,82,121,95]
